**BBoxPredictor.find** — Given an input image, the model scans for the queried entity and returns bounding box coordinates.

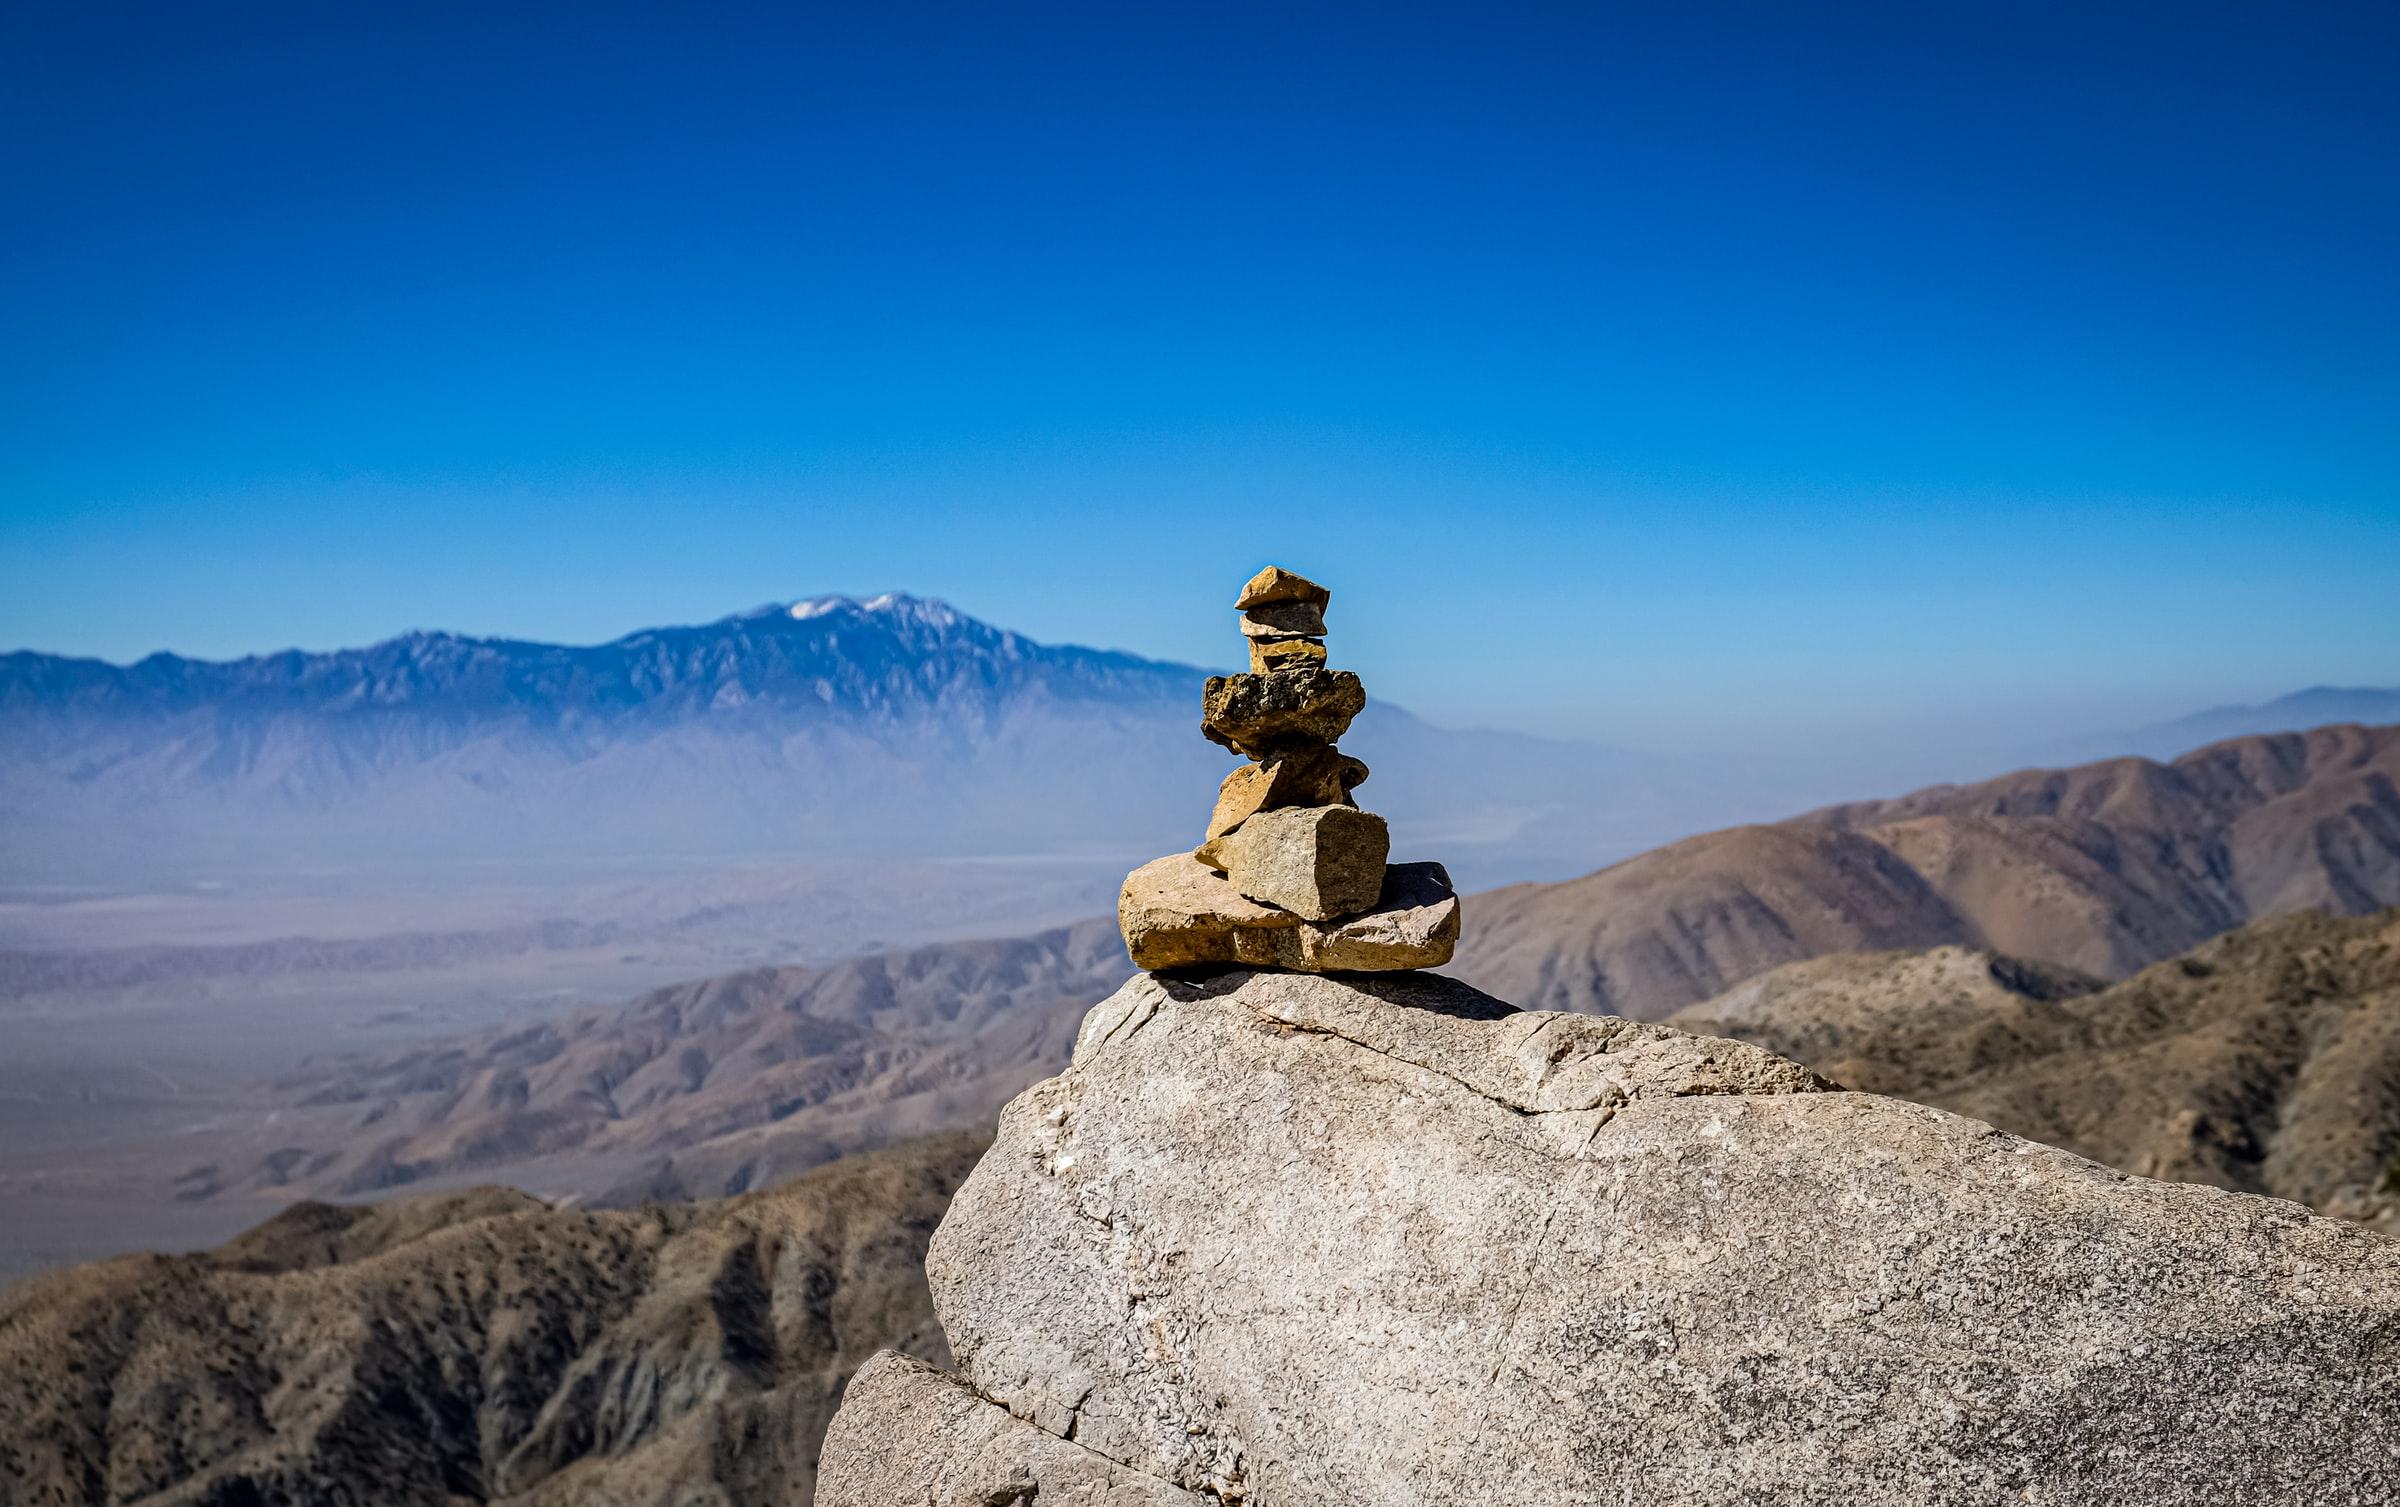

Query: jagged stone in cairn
[1117,564,1455,974]
[1235,564,1331,610]
[1118,857,1459,972]
[1200,666,1364,758]
[1240,599,1328,638]
[1200,747,1367,851]
[1248,637,1327,673]
[1216,805,1388,920]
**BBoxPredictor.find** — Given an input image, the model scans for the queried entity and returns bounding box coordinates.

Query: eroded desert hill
[143,724,2400,1218]
[197,918,1132,1205]
[14,917,2400,1504]
[1454,721,2400,1018]
[0,1132,985,1507]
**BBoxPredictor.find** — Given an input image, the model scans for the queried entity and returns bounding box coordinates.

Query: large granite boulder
[824,968,2400,1506]
[817,1351,1205,1505]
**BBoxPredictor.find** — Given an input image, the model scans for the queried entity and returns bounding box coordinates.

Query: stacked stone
[1117,565,1461,973]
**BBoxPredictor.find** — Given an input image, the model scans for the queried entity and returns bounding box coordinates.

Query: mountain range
[14,596,2381,891]
[0,594,1706,889]
[2054,684,2400,763]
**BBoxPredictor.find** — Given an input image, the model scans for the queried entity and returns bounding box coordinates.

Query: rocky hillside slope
[0,1132,984,1507]
[1670,904,2400,1230]
[148,727,2399,1220]
[820,968,2400,1505]
[1454,721,2400,1018]
[184,920,1132,1206]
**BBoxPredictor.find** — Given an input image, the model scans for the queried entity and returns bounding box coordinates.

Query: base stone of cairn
[1119,856,1461,972]
[1116,564,1460,974]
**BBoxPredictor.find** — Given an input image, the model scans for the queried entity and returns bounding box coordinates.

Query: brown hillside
[0,1132,986,1507]
[199,919,1129,1206]
[1670,906,2400,1230]
[1454,722,2400,1018]
[145,725,2399,1219]
[1453,823,1968,1016]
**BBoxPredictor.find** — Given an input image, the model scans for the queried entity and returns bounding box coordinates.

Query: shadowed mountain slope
[1452,722,2400,1018]
[1670,906,2400,1230]
[0,1132,986,1507]
[193,918,1133,1205]
[160,725,2400,1214]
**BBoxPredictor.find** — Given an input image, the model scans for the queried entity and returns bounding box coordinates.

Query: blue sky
[2,1,2394,749]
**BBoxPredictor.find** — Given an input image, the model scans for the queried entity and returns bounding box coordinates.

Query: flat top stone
[1235,565,1331,611]
[1121,851,1298,933]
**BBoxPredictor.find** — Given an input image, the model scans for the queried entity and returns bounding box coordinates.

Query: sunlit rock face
[822,967,2400,1507]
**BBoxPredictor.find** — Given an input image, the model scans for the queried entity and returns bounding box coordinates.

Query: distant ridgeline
[0,595,1677,882]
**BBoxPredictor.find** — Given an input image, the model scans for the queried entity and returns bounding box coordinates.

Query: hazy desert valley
[4,590,2399,1503]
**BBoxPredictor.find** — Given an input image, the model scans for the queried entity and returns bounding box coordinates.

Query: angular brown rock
[1248,637,1327,674]
[1117,856,1458,972]
[1200,747,1368,849]
[1201,668,1364,757]
[1218,804,1389,920]
[1234,564,1331,611]
[1239,600,1328,638]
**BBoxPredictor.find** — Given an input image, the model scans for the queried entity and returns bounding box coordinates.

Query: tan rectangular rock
[1240,600,1328,638]
[1218,804,1388,920]
[1248,637,1326,674]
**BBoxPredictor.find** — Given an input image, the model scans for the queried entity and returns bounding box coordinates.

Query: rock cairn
[1117,566,1461,972]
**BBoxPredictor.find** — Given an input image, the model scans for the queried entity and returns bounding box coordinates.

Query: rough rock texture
[1117,857,1458,971]
[1238,601,1327,638]
[1199,668,1364,757]
[1670,905,2400,1231]
[1455,722,2400,1021]
[1247,637,1326,673]
[1217,804,1389,920]
[817,1351,1206,1506]
[0,1133,987,1507]
[1233,566,1330,610]
[913,969,2400,1506]
[1200,748,1367,849]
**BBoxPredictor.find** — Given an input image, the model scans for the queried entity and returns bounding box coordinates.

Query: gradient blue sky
[3,1,2394,749]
